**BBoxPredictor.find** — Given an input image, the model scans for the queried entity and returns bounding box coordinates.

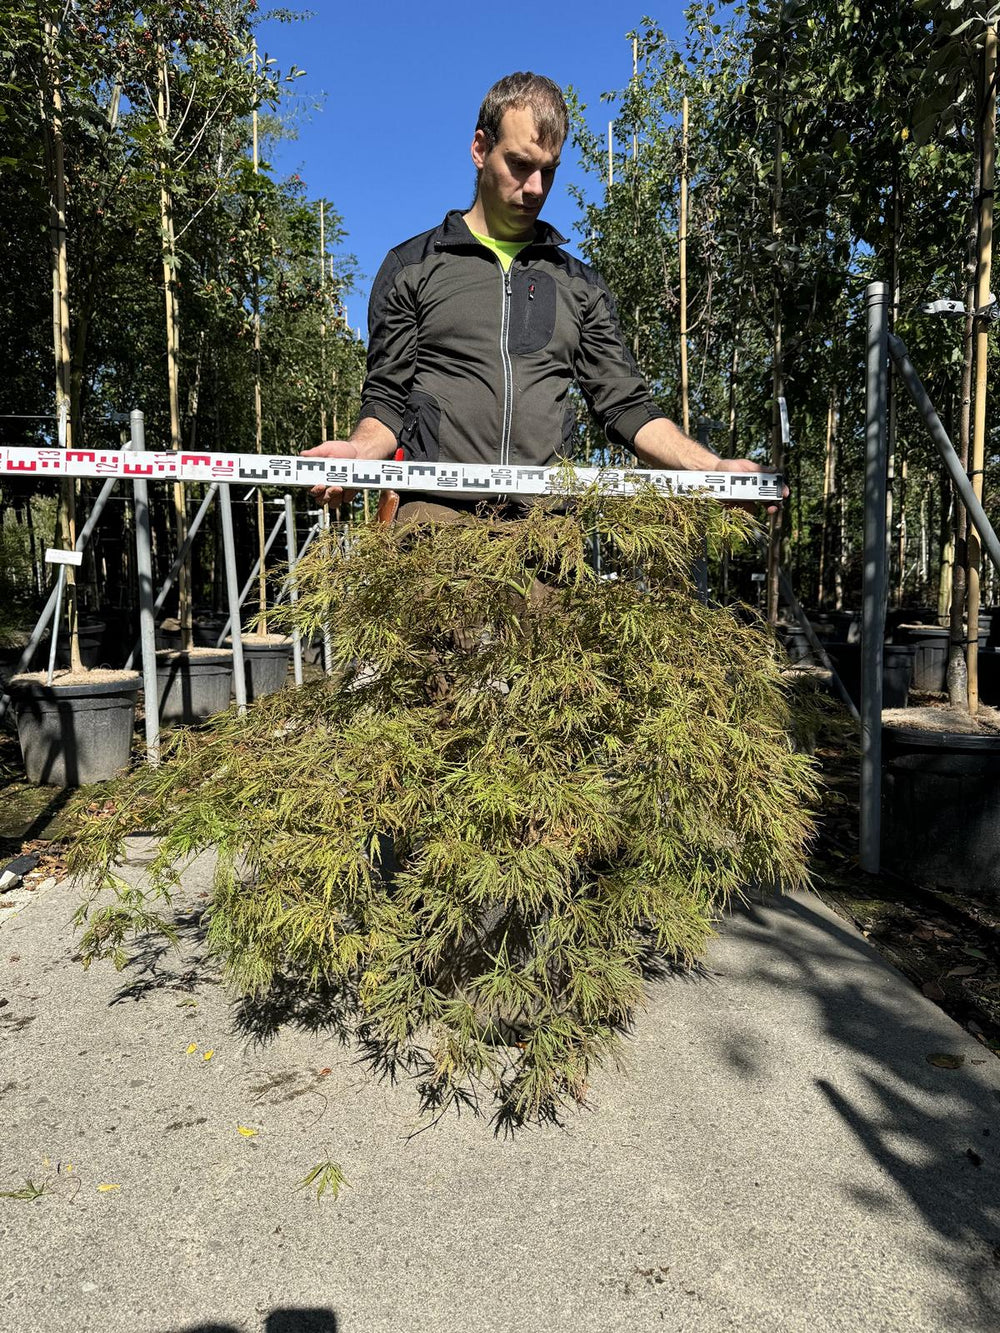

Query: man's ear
[471,129,491,171]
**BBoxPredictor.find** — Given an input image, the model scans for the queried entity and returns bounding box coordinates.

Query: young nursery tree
[71,492,818,1122]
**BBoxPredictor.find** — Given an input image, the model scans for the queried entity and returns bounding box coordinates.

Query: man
[303,71,775,515]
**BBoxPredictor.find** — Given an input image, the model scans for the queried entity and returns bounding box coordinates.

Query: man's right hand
[300,440,359,509]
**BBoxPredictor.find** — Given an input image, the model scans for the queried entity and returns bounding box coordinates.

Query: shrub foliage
[71,490,818,1120]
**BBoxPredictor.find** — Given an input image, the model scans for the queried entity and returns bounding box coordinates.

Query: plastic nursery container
[155,648,233,725]
[882,721,1000,896]
[8,669,140,786]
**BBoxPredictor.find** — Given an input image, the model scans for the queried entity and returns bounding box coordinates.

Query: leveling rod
[0,446,783,502]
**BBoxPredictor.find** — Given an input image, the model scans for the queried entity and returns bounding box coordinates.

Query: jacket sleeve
[358,251,417,438]
[573,273,667,449]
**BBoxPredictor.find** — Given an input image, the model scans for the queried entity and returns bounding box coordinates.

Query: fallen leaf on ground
[237,1125,258,1137]
[202,1049,214,1061]
[966,1148,983,1167]
[947,965,980,978]
[926,1052,965,1069]
[97,1183,120,1192]
[922,981,946,1001]
[186,1043,198,1055]
[912,927,935,941]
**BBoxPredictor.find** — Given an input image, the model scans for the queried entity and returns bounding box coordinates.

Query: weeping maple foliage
[70,488,818,1121]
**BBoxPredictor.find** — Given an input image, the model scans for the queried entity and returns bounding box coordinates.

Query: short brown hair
[476,72,568,152]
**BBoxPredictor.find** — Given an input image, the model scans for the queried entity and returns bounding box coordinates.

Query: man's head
[469,72,568,240]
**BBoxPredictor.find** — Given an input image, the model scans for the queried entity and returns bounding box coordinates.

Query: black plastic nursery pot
[777,625,814,665]
[8,670,140,786]
[155,649,233,725]
[882,723,1000,896]
[825,642,914,710]
[228,635,292,702]
[893,624,949,692]
[810,610,860,645]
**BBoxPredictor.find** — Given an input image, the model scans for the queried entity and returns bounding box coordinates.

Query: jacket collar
[435,209,568,250]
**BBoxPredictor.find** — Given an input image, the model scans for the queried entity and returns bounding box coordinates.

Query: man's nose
[523,169,544,197]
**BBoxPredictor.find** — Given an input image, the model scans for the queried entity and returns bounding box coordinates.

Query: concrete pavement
[1,844,998,1333]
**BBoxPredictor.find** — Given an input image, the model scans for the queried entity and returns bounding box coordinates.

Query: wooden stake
[607,122,613,189]
[968,22,997,714]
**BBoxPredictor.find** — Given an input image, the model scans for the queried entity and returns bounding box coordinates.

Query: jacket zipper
[498,264,514,465]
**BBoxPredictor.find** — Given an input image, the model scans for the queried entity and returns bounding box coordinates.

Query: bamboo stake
[968,22,997,715]
[43,18,80,671]
[766,97,784,625]
[319,200,328,441]
[156,39,192,651]
[252,41,267,634]
[679,95,690,437]
[818,390,837,608]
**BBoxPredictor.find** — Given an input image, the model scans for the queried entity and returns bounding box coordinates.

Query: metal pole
[131,409,160,764]
[45,567,66,687]
[124,482,219,670]
[861,283,889,874]
[214,510,284,647]
[283,493,303,686]
[777,567,860,724]
[0,454,134,721]
[274,522,319,606]
[889,332,1000,576]
[218,482,247,715]
[318,506,333,675]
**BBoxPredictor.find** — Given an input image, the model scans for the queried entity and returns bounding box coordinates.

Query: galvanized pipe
[318,507,334,676]
[274,523,318,606]
[214,511,285,647]
[889,331,1000,576]
[124,482,219,671]
[283,494,303,686]
[45,567,66,687]
[861,283,890,875]
[0,443,135,721]
[218,482,247,715]
[130,410,160,764]
[777,567,860,724]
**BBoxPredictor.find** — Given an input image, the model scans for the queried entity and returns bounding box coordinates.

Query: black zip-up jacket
[359,210,667,472]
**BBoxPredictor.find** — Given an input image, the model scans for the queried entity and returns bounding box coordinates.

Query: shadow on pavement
[164,1307,338,1332]
[722,892,1000,1331]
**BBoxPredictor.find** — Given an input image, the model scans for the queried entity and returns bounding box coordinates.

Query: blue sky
[256,0,693,323]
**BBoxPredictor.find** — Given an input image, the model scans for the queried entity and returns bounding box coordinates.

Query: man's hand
[300,440,360,508]
[301,418,399,508]
[715,456,788,517]
[632,419,786,515]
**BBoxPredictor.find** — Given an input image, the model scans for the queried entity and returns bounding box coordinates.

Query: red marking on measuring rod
[0,446,784,502]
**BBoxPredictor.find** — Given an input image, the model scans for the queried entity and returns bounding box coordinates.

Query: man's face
[472,106,563,238]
